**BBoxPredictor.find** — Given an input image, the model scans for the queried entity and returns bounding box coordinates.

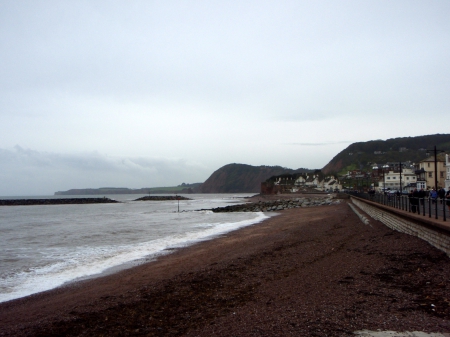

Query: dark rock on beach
[211,196,340,212]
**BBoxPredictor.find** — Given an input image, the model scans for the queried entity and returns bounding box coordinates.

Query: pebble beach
[1,197,449,336]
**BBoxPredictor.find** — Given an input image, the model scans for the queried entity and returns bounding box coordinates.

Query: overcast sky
[1,1,449,195]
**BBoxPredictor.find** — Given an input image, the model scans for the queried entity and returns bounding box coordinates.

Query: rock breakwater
[211,196,340,212]
[134,196,192,201]
[0,198,119,206]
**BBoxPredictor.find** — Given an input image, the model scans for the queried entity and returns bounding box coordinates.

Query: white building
[379,168,417,191]
[294,176,306,185]
[322,176,342,192]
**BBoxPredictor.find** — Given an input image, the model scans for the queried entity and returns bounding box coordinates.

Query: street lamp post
[372,165,379,191]
[382,164,389,204]
[398,162,405,210]
[426,146,445,220]
[382,164,389,192]
[426,146,445,190]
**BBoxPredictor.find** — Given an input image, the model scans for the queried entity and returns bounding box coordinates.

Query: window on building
[428,172,433,178]
[441,172,445,178]
[407,177,409,180]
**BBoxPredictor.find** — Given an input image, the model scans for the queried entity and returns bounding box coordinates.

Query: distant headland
[55,184,202,195]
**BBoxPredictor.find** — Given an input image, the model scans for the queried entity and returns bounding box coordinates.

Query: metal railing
[346,192,449,222]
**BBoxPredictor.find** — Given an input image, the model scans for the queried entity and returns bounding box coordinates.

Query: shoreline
[0,199,270,304]
[1,201,450,336]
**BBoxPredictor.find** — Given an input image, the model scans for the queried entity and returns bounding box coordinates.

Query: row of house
[261,153,450,194]
[371,161,417,192]
[354,153,449,192]
[262,173,342,194]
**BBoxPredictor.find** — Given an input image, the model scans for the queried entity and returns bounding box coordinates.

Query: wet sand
[1,201,450,336]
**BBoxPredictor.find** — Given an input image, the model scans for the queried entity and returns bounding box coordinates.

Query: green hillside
[322,134,450,175]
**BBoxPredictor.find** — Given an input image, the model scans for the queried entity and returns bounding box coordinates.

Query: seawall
[350,195,450,257]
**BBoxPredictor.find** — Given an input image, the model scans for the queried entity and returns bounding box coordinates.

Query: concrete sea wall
[351,197,450,257]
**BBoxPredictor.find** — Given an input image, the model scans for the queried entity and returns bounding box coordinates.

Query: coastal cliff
[200,163,312,193]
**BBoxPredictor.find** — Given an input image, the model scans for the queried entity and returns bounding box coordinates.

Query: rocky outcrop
[0,198,119,206]
[210,196,340,212]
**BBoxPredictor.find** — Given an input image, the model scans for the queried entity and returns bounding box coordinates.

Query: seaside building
[294,176,306,186]
[322,176,341,192]
[446,154,450,190]
[416,153,446,189]
[378,167,416,192]
[372,163,417,192]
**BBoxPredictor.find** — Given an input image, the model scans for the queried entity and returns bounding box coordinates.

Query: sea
[0,193,269,303]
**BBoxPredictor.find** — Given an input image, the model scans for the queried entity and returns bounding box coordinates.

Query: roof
[420,152,446,162]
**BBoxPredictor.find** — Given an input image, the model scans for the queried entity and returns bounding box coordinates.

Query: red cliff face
[200,164,294,193]
[322,159,344,175]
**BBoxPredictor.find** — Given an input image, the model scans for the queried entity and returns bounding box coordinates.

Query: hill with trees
[200,164,314,193]
[322,134,450,175]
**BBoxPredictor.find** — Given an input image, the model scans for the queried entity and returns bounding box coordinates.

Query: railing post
[429,197,432,218]
[435,197,439,220]
[444,197,447,222]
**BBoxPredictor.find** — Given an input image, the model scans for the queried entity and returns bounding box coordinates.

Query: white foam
[0,212,269,303]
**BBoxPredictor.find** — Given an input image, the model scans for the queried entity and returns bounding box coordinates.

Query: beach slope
[1,202,449,336]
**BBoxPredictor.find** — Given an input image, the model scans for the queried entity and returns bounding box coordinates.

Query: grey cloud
[0,146,209,196]
[0,1,449,192]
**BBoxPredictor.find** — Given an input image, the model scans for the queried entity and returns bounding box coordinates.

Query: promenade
[1,199,449,336]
